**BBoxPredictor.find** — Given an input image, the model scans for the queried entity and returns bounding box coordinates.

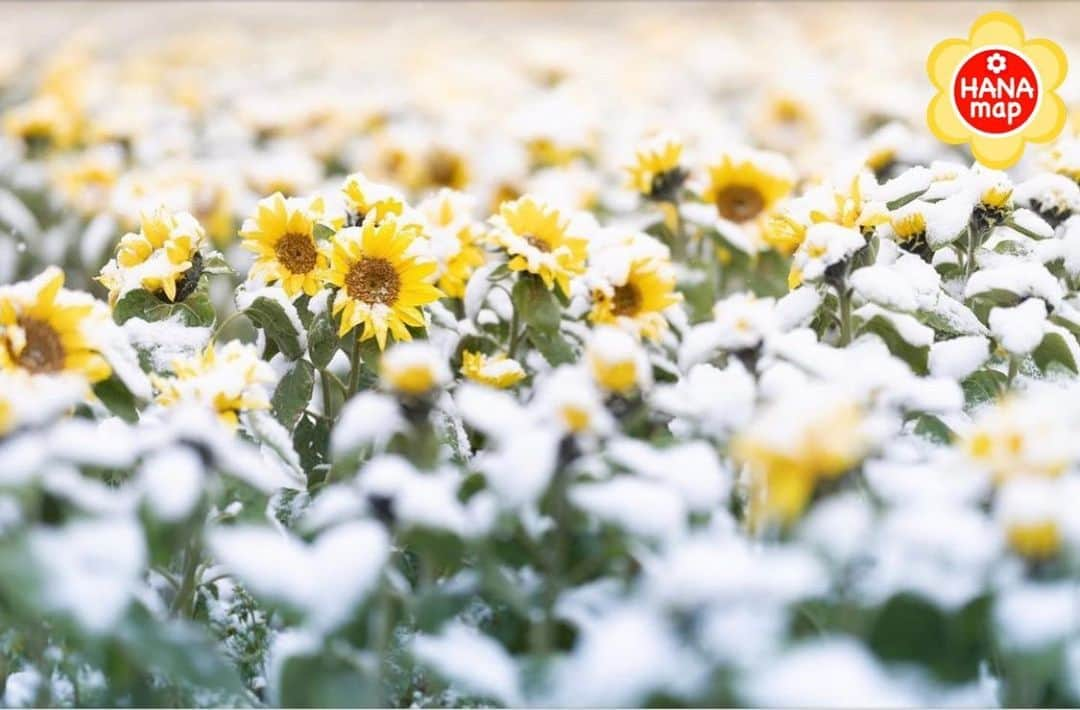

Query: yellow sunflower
[240,192,329,299]
[461,351,526,388]
[0,267,110,383]
[341,172,407,227]
[154,341,273,430]
[625,133,686,201]
[589,257,681,341]
[325,217,444,349]
[420,189,486,299]
[0,390,10,436]
[701,150,794,225]
[98,207,206,305]
[489,195,588,297]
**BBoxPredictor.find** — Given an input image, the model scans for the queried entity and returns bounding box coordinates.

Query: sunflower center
[524,234,551,252]
[275,232,317,274]
[715,185,765,223]
[345,257,401,305]
[611,283,641,317]
[15,317,65,374]
[427,149,463,188]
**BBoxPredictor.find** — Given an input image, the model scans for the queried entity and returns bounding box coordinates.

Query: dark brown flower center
[611,283,642,317]
[427,149,464,188]
[14,317,64,374]
[524,234,551,252]
[345,257,400,305]
[716,185,765,223]
[275,232,317,274]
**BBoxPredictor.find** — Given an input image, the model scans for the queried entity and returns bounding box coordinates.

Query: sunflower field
[3,2,1080,707]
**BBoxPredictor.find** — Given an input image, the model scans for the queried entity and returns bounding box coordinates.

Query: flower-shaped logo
[927,12,1068,169]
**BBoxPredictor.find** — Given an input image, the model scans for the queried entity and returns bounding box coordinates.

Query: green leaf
[486,263,511,281]
[1032,331,1078,374]
[112,286,216,328]
[912,414,953,444]
[93,375,139,423]
[512,274,560,334]
[961,369,1007,408]
[272,360,315,430]
[201,250,234,275]
[886,189,927,210]
[307,310,340,369]
[313,222,336,241]
[243,296,305,360]
[528,329,575,365]
[296,412,332,482]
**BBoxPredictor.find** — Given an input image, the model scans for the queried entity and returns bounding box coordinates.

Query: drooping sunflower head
[489,195,588,297]
[625,133,687,201]
[461,351,526,389]
[889,202,929,248]
[341,172,407,228]
[420,189,486,300]
[588,256,681,341]
[240,192,330,299]
[99,206,207,305]
[0,267,110,384]
[325,216,443,350]
[702,149,794,225]
[153,340,273,430]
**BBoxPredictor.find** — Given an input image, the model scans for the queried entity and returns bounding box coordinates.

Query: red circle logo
[952,47,1040,135]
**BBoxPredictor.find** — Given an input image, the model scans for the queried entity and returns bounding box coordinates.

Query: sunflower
[153,341,273,430]
[325,216,443,349]
[625,133,687,201]
[0,267,110,383]
[701,150,794,225]
[98,207,206,305]
[489,195,588,297]
[341,172,407,227]
[461,351,526,388]
[381,342,451,396]
[240,192,329,299]
[3,94,79,153]
[589,257,681,341]
[420,189,487,299]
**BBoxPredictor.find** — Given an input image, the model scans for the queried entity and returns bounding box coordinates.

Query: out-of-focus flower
[98,207,206,305]
[586,326,650,395]
[960,396,1071,482]
[419,189,486,299]
[325,217,443,348]
[489,195,587,297]
[240,192,329,299]
[51,145,123,216]
[461,351,526,388]
[996,478,1062,560]
[341,173,407,227]
[701,149,794,228]
[153,341,273,429]
[381,342,451,396]
[0,267,110,384]
[788,223,865,289]
[3,94,79,152]
[732,388,868,527]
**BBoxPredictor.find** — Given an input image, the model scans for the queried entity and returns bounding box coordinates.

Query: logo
[927,12,1068,169]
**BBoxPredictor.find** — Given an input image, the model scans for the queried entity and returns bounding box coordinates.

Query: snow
[965,262,1064,306]
[331,391,405,455]
[855,304,934,347]
[209,520,389,633]
[138,446,205,522]
[929,336,989,379]
[994,582,1079,652]
[570,477,686,540]
[988,299,1047,355]
[851,266,918,312]
[124,317,212,371]
[606,438,731,512]
[30,518,146,634]
[412,623,520,704]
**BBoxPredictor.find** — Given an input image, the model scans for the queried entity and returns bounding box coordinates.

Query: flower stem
[347,328,363,394]
[837,285,853,346]
[508,303,522,359]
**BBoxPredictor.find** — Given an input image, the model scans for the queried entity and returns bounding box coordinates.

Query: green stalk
[347,328,363,394]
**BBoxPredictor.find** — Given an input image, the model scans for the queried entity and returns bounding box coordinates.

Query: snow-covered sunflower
[489,195,588,297]
[153,341,273,429]
[588,256,680,341]
[240,192,330,299]
[325,217,443,349]
[0,267,110,383]
[701,149,794,226]
[98,207,206,305]
[625,133,687,201]
[461,351,526,389]
[419,189,486,299]
[381,342,451,396]
[3,94,79,152]
[787,223,865,289]
[341,172,408,227]
[585,326,651,395]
